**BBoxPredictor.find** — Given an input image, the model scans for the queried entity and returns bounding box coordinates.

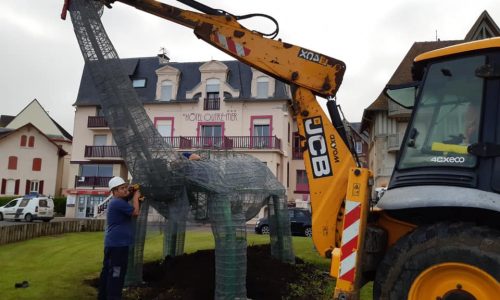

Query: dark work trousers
[97,246,129,300]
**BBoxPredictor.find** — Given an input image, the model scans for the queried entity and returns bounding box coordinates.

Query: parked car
[0,194,54,222]
[254,208,312,237]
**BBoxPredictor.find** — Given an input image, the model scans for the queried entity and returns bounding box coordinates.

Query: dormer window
[205,79,220,110]
[251,68,275,98]
[161,80,173,101]
[256,76,269,98]
[132,78,146,88]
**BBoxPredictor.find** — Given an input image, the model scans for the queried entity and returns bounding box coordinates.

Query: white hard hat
[108,176,127,190]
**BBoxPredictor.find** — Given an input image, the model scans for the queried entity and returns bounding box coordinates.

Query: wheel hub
[441,288,475,300]
[408,262,499,300]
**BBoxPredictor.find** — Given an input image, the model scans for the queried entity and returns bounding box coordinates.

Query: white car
[0,195,54,222]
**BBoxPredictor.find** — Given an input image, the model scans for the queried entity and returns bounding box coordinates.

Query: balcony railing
[83,136,281,158]
[204,97,220,110]
[84,146,121,158]
[164,136,282,150]
[87,116,108,128]
[74,176,113,188]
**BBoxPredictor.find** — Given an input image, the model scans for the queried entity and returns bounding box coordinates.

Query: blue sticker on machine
[303,117,332,178]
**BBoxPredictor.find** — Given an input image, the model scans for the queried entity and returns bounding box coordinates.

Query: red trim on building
[39,180,44,194]
[32,158,42,171]
[25,180,30,194]
[28,136,35,147]
[1,179,6,194]
[14,179,20,195]
[8,156,17,170]
[66,189,109,196]
[20,135,27,147]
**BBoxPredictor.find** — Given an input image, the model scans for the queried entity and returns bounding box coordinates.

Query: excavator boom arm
[104,0,346,98]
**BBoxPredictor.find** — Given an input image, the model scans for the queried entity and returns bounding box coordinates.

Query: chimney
[158,47,170,64]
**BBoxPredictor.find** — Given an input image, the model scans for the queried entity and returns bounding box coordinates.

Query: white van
[0,195,54,222]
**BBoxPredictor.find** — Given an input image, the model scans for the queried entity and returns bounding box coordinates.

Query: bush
[0,196,20,207]
[53,197,67,216]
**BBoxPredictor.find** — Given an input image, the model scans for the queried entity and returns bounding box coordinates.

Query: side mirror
[384,82,419,109]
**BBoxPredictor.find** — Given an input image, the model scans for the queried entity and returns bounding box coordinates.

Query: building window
[251,116,272,148]
[20,135,27,147]
[2,179,19,195]
[296,170,309,193]
[30,180,39,193]
[28,136,35,147]
[155,117,174,143]
[256,76,269,98]
[161,80,173,101]
[204,79,220,110]
[80,164,113,177]
[200,124,222,147]
[93,135,107,146]
[132,78,146,88]
[32,158,42,171]
[292,132,303,159]
[8,156,17,170]
[355,141,363,154]
[96,107,105,117]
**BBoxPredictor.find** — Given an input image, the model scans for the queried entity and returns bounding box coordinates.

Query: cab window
[39,200,48,207]
[398,55,484,170]
[19,199,30,208]
[4,200,18,208]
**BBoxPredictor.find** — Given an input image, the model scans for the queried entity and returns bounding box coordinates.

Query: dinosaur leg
[209,194,247,300]
[269,194,295,264]
[125,199,149,286]
[163,188,188,257]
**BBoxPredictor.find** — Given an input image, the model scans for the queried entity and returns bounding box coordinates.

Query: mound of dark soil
[87,244,331,300]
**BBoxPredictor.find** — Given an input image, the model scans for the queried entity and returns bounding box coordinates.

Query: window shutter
[14,179,20,195]
[32,158,42,171]
[28,136,35,147]
[8,156,18,170]
[39,181,44,194]
[25,180,31,194]
[1,179,6,194]
[20,135,27,147]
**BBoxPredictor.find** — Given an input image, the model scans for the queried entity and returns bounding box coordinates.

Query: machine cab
[385,38,500,203]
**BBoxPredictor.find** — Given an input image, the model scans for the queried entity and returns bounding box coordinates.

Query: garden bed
[88,244,332,299]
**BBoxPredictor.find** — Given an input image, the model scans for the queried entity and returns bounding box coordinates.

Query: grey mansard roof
[75,58,290,106]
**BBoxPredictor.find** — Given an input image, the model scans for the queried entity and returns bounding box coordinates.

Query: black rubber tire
[0,212,3,221]
[304,227,312,237]
[24,213,33,222]
[260,225,270,235]
[373,222,500,300]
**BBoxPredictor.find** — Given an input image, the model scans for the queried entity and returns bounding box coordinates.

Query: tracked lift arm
[86,0,372,297]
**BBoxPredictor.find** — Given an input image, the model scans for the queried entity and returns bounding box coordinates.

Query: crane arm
[101,0,345,98]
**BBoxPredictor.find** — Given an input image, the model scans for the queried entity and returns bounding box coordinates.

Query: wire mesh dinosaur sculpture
[67,1,294,298]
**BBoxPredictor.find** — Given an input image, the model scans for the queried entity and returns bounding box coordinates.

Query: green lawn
[0,230,372,299]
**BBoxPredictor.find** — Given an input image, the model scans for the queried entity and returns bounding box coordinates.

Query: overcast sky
[1,0,499,134]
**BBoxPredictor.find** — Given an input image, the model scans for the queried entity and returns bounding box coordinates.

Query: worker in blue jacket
[98,176,141,300]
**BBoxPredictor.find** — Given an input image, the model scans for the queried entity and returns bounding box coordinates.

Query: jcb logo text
[304,117,332,178]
